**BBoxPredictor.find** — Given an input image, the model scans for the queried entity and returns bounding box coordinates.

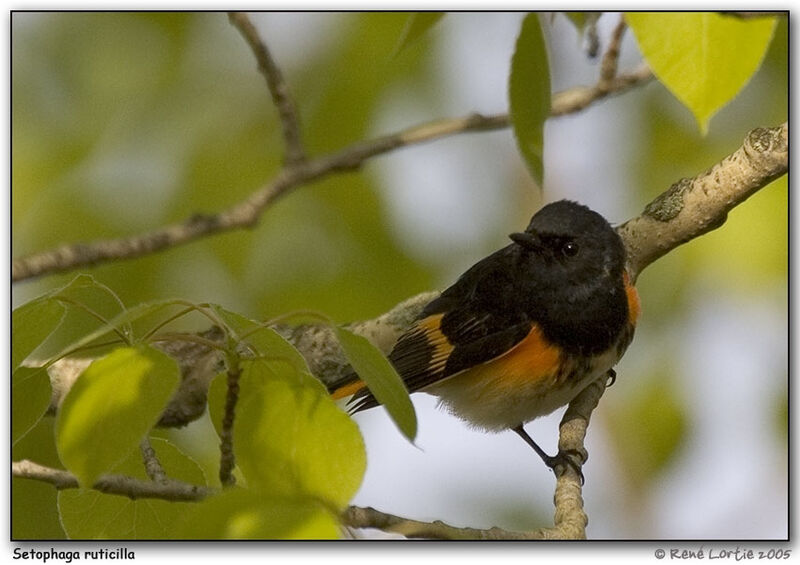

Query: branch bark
[12,459,212,502]
[599,15,627,86]
[29,119,787,539]
[11,66,652,284]
[621,122,788,281]
[40,121,788,423]
[228,12,306,166]
[342,505,541,539]
[12,15,788,541]
[139,438,168,483]
[218,360,241,487]
[13,375,606,539]
[10,457,573,539]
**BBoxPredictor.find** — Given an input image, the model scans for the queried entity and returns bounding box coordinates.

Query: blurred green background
[12,12,787,539]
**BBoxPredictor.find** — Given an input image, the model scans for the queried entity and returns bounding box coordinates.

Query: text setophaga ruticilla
[329,200,640,478]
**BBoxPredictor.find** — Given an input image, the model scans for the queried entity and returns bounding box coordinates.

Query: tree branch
[342,505,542,539]
[582,13,601,58]
[228,12,306,166]
[218,360,241,487]
[10,456,584,539]
[40,121,786,426]
[599,15,627,86]
[28,119,787,539]
[343,378,607,539]
[11,65,653,284]
[13,14,787,541]
[548,377,609,538]
[620,122,788,281]
[139,438,168,483]
[12,459,212,502]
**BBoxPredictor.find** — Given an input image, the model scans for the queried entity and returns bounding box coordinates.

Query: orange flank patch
[623,271,641,326]
[452,324,563,393]
[330,379,366,400]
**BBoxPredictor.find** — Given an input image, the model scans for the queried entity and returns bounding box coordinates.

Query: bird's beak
[509,231,540,250]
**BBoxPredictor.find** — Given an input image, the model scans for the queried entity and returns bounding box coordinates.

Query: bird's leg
[512,424,586,484]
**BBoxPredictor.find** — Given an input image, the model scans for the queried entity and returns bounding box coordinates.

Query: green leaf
[52,273,131,336]
[13,473,66,539]
[626,12,777,133]
[12,297,66,369]
[51,273,125,304]
[58,437,206,539]
[177,489,339,540]
[335,326,417,442]
[394,12,445,55]
[13,418,67,539]
[12,366,52,444]
[55,345,180,486]
[509,13,552,187]
[209,304,309,372]
[564,12,586,32]
[684,176,787,292]
[233,359,365,509]
[47,299,192,364]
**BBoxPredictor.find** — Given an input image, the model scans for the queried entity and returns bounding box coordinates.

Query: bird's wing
[345,244,542,412]
[388,309,534,393]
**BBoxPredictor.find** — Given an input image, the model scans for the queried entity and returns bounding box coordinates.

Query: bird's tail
[327,367,380,413]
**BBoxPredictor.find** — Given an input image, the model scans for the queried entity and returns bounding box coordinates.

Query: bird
[329,199,640,478]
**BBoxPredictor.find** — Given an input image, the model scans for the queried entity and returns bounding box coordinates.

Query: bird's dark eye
[562,241,579,257]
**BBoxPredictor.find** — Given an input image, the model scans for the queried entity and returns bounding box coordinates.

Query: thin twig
[11,456,571,539]
[218,361,242,487]
[14,457,537,537]
[16,118,790,532]
[342,380,607,539]
[40,118,787,431]
[139,437,168,483]
[547,377,609,539]
[342,505,546,539]
[583,13,601,58]
[150,332,229,352]
[11,66,653,284]
[12,459,211,502]
[599,15,627,86]
[551,63,652,116]
[228,12,305,166]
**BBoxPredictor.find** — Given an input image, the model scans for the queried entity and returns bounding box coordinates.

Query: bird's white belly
[425,345,620,432]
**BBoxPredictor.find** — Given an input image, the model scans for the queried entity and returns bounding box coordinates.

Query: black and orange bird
[329,200,640,476]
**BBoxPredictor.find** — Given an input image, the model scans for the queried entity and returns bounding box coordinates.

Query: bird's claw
[542,448,586,485]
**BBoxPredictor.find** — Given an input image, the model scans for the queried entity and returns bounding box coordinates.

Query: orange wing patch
[425,323,565,430]
[446,324,562,394]
[415,313,455,374]
[332,314,456,402]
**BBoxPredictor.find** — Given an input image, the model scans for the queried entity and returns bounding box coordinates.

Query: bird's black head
[509,200,630,354]
[509,200,626,282]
